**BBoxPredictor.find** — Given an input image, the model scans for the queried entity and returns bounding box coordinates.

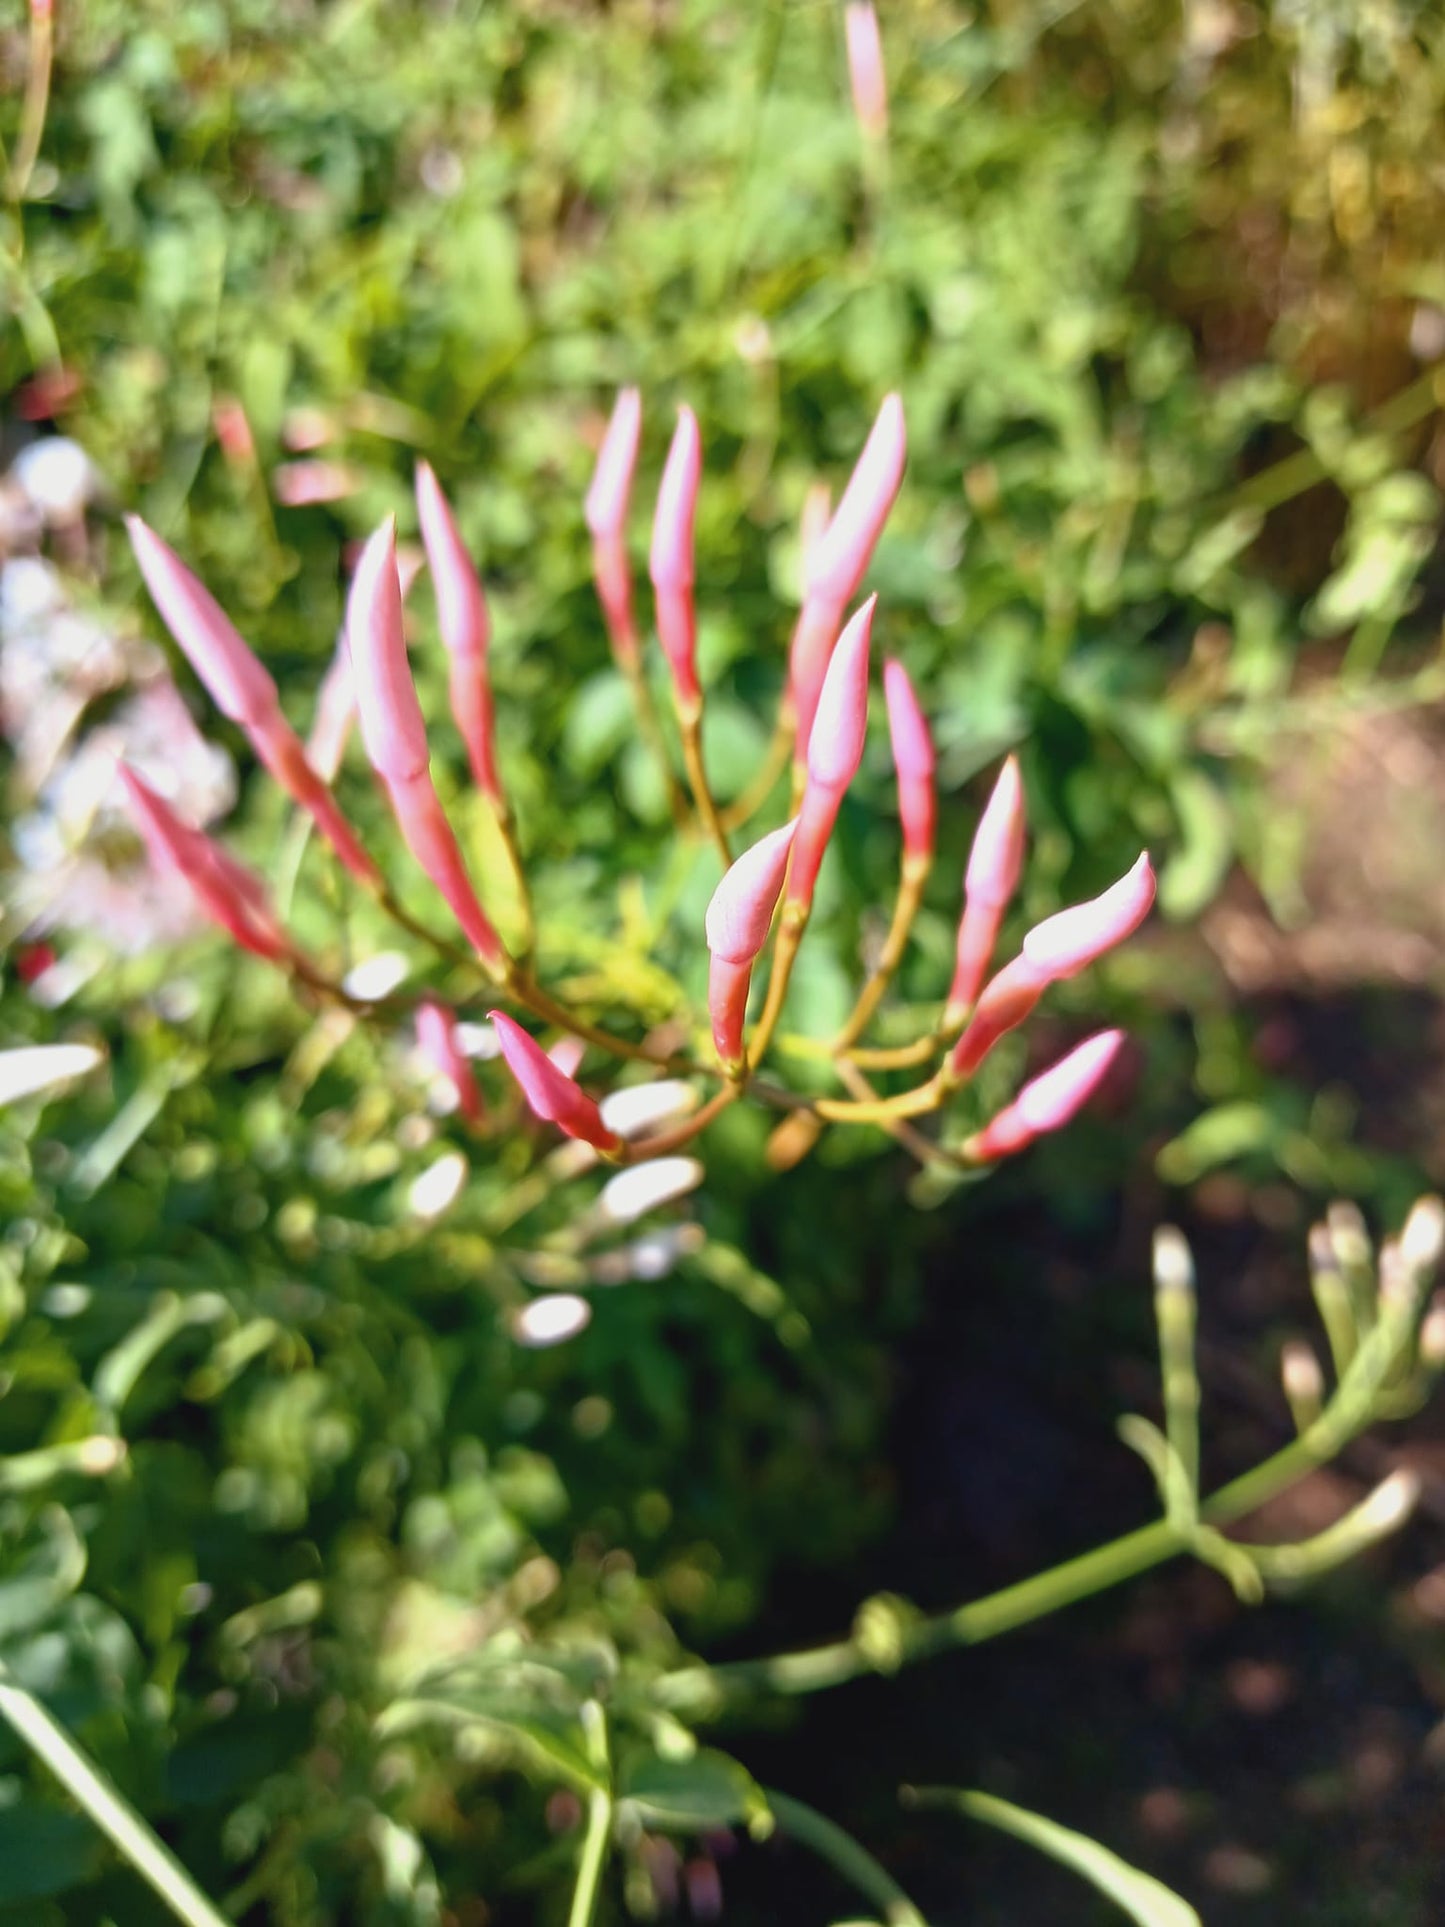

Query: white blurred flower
[343,952,411,1001]
[597,1157,703,1228]
[590,1223,705,1285]
[454,1020,501,1060]
[511,1293,592,1348]
[407,1150,468,1220]
[0,1043,103,1107]
[12,438,101,523]
[598,1079,700,1140]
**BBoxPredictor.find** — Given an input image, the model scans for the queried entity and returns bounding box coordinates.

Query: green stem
[0,1661,231,1927]
[653,1369,1386,1713]
[567,1702,612,1927]
[767,1789,927,1926]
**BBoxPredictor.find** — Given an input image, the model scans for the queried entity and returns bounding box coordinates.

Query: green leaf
[0,1799,103,1900]
[620,1747,771,1833]
[912,1788,1200,1927]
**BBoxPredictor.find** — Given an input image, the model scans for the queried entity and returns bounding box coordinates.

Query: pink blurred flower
[883,659,935,864]
[415,460,501,804]
[416,998,484,1124]
[346,518,503,968]
[586,388,644,669]
[127,517,376,884]
[649,405,702,708]
[844,2,888,142]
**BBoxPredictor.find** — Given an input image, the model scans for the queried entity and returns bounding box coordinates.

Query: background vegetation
[5,0,1445,1919]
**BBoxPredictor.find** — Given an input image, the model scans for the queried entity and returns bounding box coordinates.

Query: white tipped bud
[76,1436,128,1476]
[1281,1340,1325,1409]
[1357,1466,1422,1538]
[1152,1224,1195,1295]
[1327,1200,1371,1270]
[1401,1195,1445,1279]
[1419,1293,1445,1368]
[598,1080,701,1140]
[597,1157,704,1228]
[407,1150,468,1220]
[511,1293,592,1348]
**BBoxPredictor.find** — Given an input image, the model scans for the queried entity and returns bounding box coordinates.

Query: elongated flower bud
[1021,852,1156,980]
[417,999,484,1124]
[949,952,1051,1078]
[948,754,1026,1017]
[127,516,375,882]
[416,461,501,804]
[490,1011,622,1153]
[127,516,276,728]
[790,395,905,754]
[966,1029,1124,1162]
[706,818,798,1069]
[788,597,875,910]
[649,406,702,707]
[844,2,888,142]
[586,387,642,542]
[119,765,289,962]
[883,659,934,864]
[587,388,644,668]
[808,396,907,610]
[348,518,428,784]
[347,519,503,967]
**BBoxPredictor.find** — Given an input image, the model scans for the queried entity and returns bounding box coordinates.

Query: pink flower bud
[127,516,376,884]
[587,390,644,669]
[548,1036,587,1081]
[705,819,798,1068]
[1021,852,1156,981]
[948,755,1027,1015]
[490,1011,622,1153]
[807,395,906,610]
[119,765,288,962]
[415,462,501,803]
[789,396,905,755]
[417,999,484,1124]
[585,388,642,542]
[883,658,935,863]
[706,819,799,966]
[386,771,504,967]
[966,1030,1125,1162]
[950,953,1051,1079]
[649,406,702,707]
[415,462,491,664]
[345,521,503,965]
[844,2,888,142]
[788,597,875,909]
[347,517,429,785]
[127,515,278,731]
[806,596,875,791]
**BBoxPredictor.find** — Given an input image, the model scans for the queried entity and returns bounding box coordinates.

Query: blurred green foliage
[4,0,1445,1920]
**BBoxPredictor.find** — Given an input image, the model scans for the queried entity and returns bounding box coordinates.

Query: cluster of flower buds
[117,386,1156,1185]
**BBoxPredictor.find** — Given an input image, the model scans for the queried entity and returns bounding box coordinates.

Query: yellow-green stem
[832,855,931,1054]
[677,699,732,867]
